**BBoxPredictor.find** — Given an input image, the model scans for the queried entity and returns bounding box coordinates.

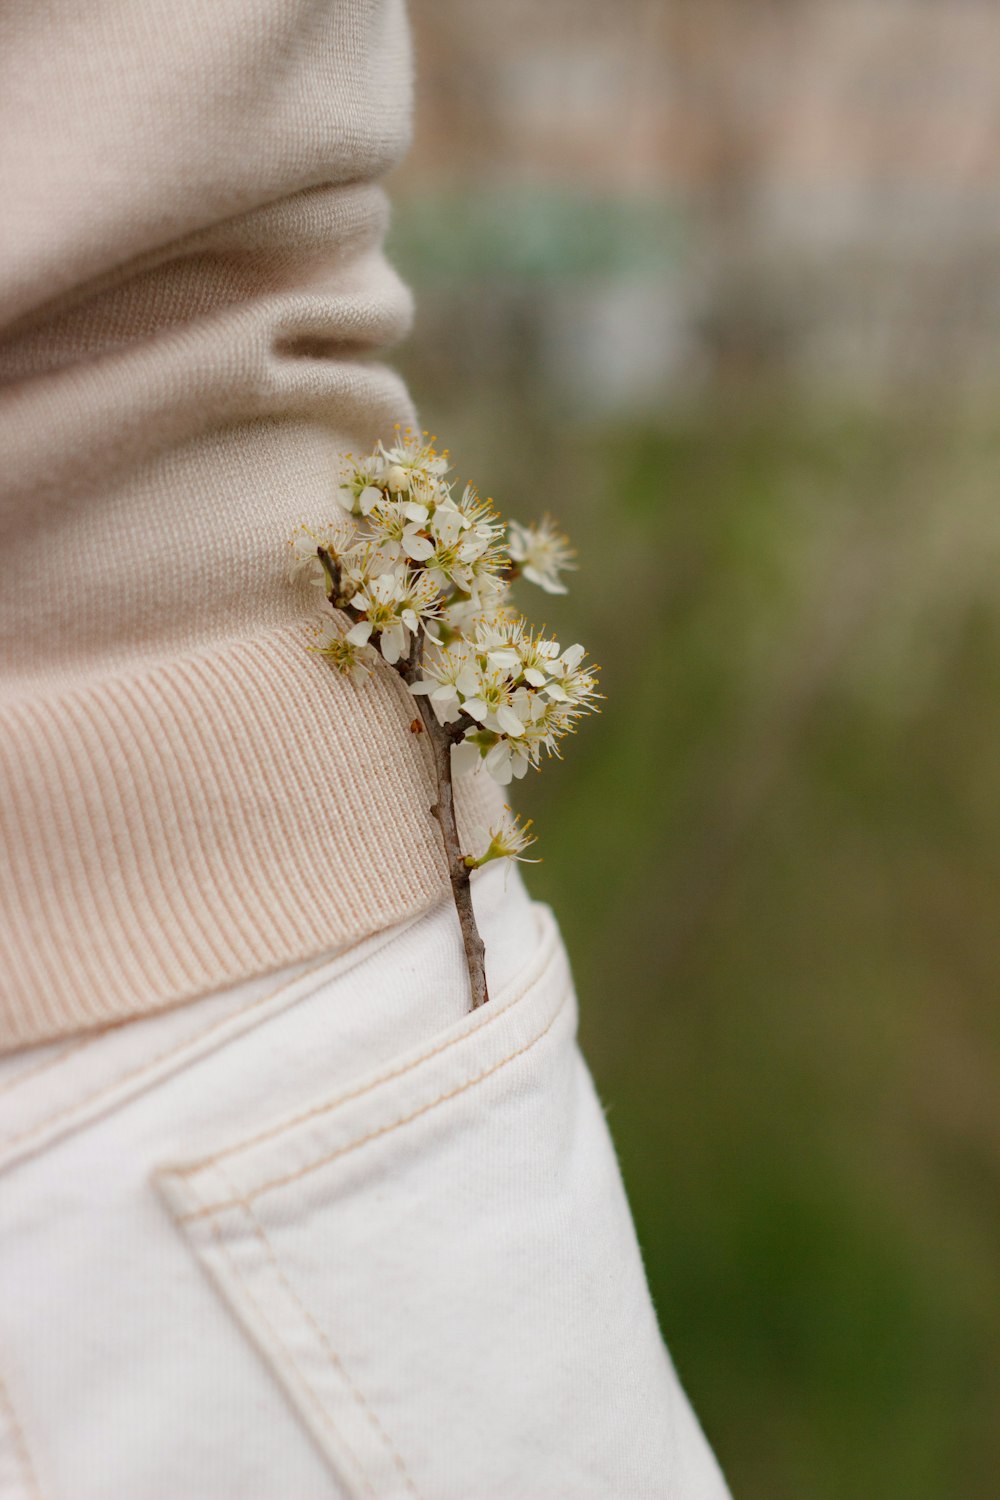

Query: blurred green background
[391,4,1000,1496]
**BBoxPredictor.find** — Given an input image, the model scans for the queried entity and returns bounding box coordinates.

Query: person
[0,2,731,1494]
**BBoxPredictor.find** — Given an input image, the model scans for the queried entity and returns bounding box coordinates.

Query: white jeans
[0,865,730,1499]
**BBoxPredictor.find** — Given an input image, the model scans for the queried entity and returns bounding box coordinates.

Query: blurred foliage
[389,3,1000,1488]
[390,342,1000,1499]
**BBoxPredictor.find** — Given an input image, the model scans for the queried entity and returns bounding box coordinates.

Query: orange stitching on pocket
[0,1033,99,1097]
[0,950,347,1154]
[188,1174,379,1500]
[171,925,557,1179]
[214,1164,422,1500]
[178,982,569,1223]
[0,1370,42,1500]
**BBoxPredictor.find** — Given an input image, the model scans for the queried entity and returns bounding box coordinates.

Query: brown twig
[397,640,490,1009]
[318,546,352,609]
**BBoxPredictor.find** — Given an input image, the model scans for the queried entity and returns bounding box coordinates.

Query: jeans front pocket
[155,902,727,1500]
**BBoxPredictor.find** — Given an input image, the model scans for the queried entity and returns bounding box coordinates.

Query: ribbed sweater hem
[0,625,503,1053]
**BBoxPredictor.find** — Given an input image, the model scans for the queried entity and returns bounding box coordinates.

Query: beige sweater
[0,0,500,1053]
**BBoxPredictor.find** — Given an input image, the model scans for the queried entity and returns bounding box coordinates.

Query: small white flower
[377,428,451,494]
[483,738,531,785]
[410,641,480,723]
[336,452,386,516]
[464,809,539,868]
[286,518,356,587]
[306,619,375,686]
[346,565,440,666]
[507,516,576,595]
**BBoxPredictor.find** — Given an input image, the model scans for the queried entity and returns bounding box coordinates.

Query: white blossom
[410,639,480,722]
[286,517,357,588]
[335,452,385,517]
[305,619,376,686]
[377,428,450,492]
[481,737,532,786]
[507,515,576,595]
[345,567,440,665]
[464,809,539,868]
[366,496,437,564]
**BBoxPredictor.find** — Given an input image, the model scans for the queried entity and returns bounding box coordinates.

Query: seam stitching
[216,1163,422,1500]
[187,1173,379,1500]
[0,1371,42,1500]
[172,931,559,1178]
[177,983,568,1222]
[0,934,390,1154]
[0,1034,97,1098]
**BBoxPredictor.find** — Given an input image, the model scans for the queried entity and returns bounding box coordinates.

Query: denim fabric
[0,866,730,1499]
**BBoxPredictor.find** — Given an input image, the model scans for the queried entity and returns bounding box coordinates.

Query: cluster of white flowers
[292,427,599,794]
[410,618,599,785]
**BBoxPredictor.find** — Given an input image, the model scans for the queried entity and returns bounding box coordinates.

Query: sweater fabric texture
[0,0,501,1052]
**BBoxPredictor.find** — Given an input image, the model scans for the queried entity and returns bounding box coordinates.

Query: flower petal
[451,740,481,776]
[496,704,525,737]
[403,530,435,562]
[380,625,404,664]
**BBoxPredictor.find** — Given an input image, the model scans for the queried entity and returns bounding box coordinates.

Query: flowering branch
[289,428,600,1010]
